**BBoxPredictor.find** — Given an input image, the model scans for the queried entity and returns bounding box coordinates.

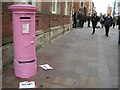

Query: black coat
[73,12,77,21]
[87,16,91,21]
[91,16,99,26]
[117,16,120,30]
[77,13,85,21]
[104,16,113,27]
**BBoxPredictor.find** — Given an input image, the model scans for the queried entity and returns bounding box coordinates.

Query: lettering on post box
[22,23,29,33]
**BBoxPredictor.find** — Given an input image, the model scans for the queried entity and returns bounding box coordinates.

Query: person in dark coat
[73,10,77,28]
[112,16,117,28]
[87,13,91,27]
[104,13,113,37]
[100,14,104,28]
[77,9,85,28]
[117,15,120,44]
[91,13,99,34]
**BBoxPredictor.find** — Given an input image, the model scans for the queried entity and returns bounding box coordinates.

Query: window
[52,0,58,14]
[14,0,41,11]
[28,0,32,5]
[57,2,60,14]
[81,2,83,7]
[80,0,85,8]
[20,0,28,4]
[36,0,42,11]
[20,0,36,6]
[65,0,70,15]
[14,0,42,11]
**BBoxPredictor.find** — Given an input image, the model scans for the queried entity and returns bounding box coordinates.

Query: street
[2,23,118,88]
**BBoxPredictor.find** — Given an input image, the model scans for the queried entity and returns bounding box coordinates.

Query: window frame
[52,0,58,14]
[80,0,85,8]
[65,0,70,15]
[65,0,68,15]
[20,0,36,6]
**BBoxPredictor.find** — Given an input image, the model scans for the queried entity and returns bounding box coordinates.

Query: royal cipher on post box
[8,4,37,78]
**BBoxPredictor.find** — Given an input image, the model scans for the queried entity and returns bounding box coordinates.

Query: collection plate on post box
[22,23,29,33]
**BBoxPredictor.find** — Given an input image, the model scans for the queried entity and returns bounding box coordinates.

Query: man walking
[112,16,117,28]
[100,14,104,28]
[91,13,99,35]
[73,10,77,28]
[104,13,113,37]
[77,8,85,28]
[87,13,91,27]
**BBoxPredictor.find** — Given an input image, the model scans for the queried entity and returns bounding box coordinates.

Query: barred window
[65,0,70,15]
[20,0,36,6]
[14,0,42,11]
[52,0,58,14]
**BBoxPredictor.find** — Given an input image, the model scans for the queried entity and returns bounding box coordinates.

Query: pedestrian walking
[104,13,113,37]
[91,13,99,35]
[77,8,85,28]
[100,14,104,28]
[87,13,91,27]
[112,16,117,28]
[73,10,77,28]
[117,15,120,44]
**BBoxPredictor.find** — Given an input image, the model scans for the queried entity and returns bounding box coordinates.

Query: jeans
[105,25,110,35]
[92,25,96,34]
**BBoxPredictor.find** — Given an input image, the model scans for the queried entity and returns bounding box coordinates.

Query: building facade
[74,0,94,15]
[117,0,120,15]
[2,1,73,68]
[107,5,112,15]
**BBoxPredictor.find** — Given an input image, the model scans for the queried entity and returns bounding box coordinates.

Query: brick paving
[2,24,118,88]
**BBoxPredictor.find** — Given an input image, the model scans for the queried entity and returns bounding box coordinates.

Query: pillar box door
[8,4,37,78]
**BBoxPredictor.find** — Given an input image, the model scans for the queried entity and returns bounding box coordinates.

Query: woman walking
[91,13,99,35]
[104,13,113,37]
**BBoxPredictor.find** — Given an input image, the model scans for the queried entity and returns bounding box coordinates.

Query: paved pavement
[2,23,118,88]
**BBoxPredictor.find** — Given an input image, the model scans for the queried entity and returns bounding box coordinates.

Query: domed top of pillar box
[8,4,37,13]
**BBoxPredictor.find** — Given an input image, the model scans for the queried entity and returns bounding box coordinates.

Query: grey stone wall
[2,43,13,68]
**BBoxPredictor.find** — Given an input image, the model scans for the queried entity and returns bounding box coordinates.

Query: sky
[92,0,115,15]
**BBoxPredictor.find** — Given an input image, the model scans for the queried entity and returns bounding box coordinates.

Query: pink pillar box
[8,4,37,78]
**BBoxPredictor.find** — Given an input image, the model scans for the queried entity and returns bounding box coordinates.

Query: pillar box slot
[18,59,35,64]
[8,4,37,78]
[20,17,31,19]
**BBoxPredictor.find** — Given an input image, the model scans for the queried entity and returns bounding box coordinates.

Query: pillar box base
[14,58,37,78]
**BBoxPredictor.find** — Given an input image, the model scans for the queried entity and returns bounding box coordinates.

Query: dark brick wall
[2,2,14,45]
